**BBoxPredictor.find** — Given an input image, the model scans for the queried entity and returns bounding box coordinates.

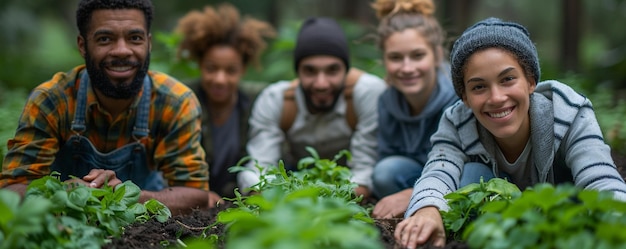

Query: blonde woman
[370,0,458,218]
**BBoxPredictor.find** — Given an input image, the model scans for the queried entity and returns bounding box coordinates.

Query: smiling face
[199,45,244,105]
[383,29,438,100]
[78,9,151,99]
[297,55,346,113]
[462,47,536,145]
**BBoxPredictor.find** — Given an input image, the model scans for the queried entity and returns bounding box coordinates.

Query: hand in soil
[395,206,446,249]
[355,185,371,199]
[208,191,223,208]
[372,188,412,218]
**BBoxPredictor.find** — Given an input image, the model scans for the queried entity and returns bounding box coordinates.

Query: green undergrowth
[182,147,383,249]
[442,178,626,249]
[0,172,171,249]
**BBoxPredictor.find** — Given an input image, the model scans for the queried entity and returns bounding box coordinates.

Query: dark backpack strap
[280,80,299,132]
[344,68,363,131]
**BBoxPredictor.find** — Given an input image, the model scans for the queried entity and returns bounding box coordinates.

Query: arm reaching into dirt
[2,183,28,197]
[394,206,446,249]
[372,188,412,218]
[140,187,209,216]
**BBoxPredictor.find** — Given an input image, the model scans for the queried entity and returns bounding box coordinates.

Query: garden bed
[103,204,422,249]
[103,152,626,249]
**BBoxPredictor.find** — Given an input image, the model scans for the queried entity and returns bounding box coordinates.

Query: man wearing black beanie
[239,17,386,198]
[293,17,350,72]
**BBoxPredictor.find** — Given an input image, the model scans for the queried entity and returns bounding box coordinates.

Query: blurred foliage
[562,73,626,153]
[0,87,27,162]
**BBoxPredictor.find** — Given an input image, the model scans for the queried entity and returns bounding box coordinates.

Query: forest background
[1,0,626,162]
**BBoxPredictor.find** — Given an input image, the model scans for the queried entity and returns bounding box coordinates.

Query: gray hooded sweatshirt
[377,63,458,165]
[406,80,626,216]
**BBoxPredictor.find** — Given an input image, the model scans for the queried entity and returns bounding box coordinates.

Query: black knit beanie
[293,17,350,72]
[450,17,540,98]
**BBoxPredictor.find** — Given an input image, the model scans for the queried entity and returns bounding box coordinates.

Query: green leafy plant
[463,183,626,249]
[441,177,521,241]
[192,148,380,249]
[0,172,171,249]
[217,187,381,249]
[230,147,360,203]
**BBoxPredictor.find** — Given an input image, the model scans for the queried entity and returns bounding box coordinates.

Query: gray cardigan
[406,80,626,216]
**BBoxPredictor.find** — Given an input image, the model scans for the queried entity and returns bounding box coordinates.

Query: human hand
[372,189,412,219]
[354,185,371,199]
[64,177,91,188]
[394,206,446,249]
[208,191,223,208]
[80,169,122,188]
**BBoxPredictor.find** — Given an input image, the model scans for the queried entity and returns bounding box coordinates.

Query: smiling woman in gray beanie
[395,17,626,249]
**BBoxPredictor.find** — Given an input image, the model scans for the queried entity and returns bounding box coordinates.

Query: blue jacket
[377,63,458,165]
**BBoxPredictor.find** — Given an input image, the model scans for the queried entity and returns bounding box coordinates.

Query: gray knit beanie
[450,17,540,98]
[294,17,350,72]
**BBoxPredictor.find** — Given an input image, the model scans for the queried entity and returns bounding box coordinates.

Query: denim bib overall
[50,71,162,191]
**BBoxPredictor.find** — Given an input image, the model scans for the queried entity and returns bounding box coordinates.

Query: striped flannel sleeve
[0,76,70,187]
[149,73,209,191]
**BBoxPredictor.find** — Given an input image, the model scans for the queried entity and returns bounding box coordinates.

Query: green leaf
[304,146,320,159]
[127,202,147,215]
[484,178,520,196]
[245,195,274,210]
[449,217,467,232]
[119,181,141,205]
[50,189,69,208]
[217,209,257,223]
[455,182,480,195]
[0,190,20,220]
[110,183,126,203]
[332,149,351,162]
[68,187,90,208]
[90,188,109,198]
[143,199,171,223]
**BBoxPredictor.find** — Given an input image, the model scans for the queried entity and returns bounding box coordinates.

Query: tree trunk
[561,0,581,72]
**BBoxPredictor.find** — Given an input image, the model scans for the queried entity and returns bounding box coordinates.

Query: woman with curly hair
[369,0,458,219]
[175,3,275,202]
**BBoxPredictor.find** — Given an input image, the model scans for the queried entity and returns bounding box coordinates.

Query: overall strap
[71,71,90,133]
[72,71,151,140]
[280,67,363,132]
[132,76,152,140]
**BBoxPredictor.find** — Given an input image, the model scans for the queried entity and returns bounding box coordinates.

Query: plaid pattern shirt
[0,65,209,190]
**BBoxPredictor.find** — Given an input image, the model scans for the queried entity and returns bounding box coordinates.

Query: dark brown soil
[103,152,626,249]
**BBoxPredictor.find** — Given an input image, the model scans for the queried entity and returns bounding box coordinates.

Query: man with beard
[238,17,386,198]
[0,0,211,215]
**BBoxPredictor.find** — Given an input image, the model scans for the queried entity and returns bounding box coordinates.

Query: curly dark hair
[76,0,154,37]
[174,3,275,67]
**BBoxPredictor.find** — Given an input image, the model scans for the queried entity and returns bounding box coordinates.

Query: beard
[301,84,344,113]
[84,52,150,99]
